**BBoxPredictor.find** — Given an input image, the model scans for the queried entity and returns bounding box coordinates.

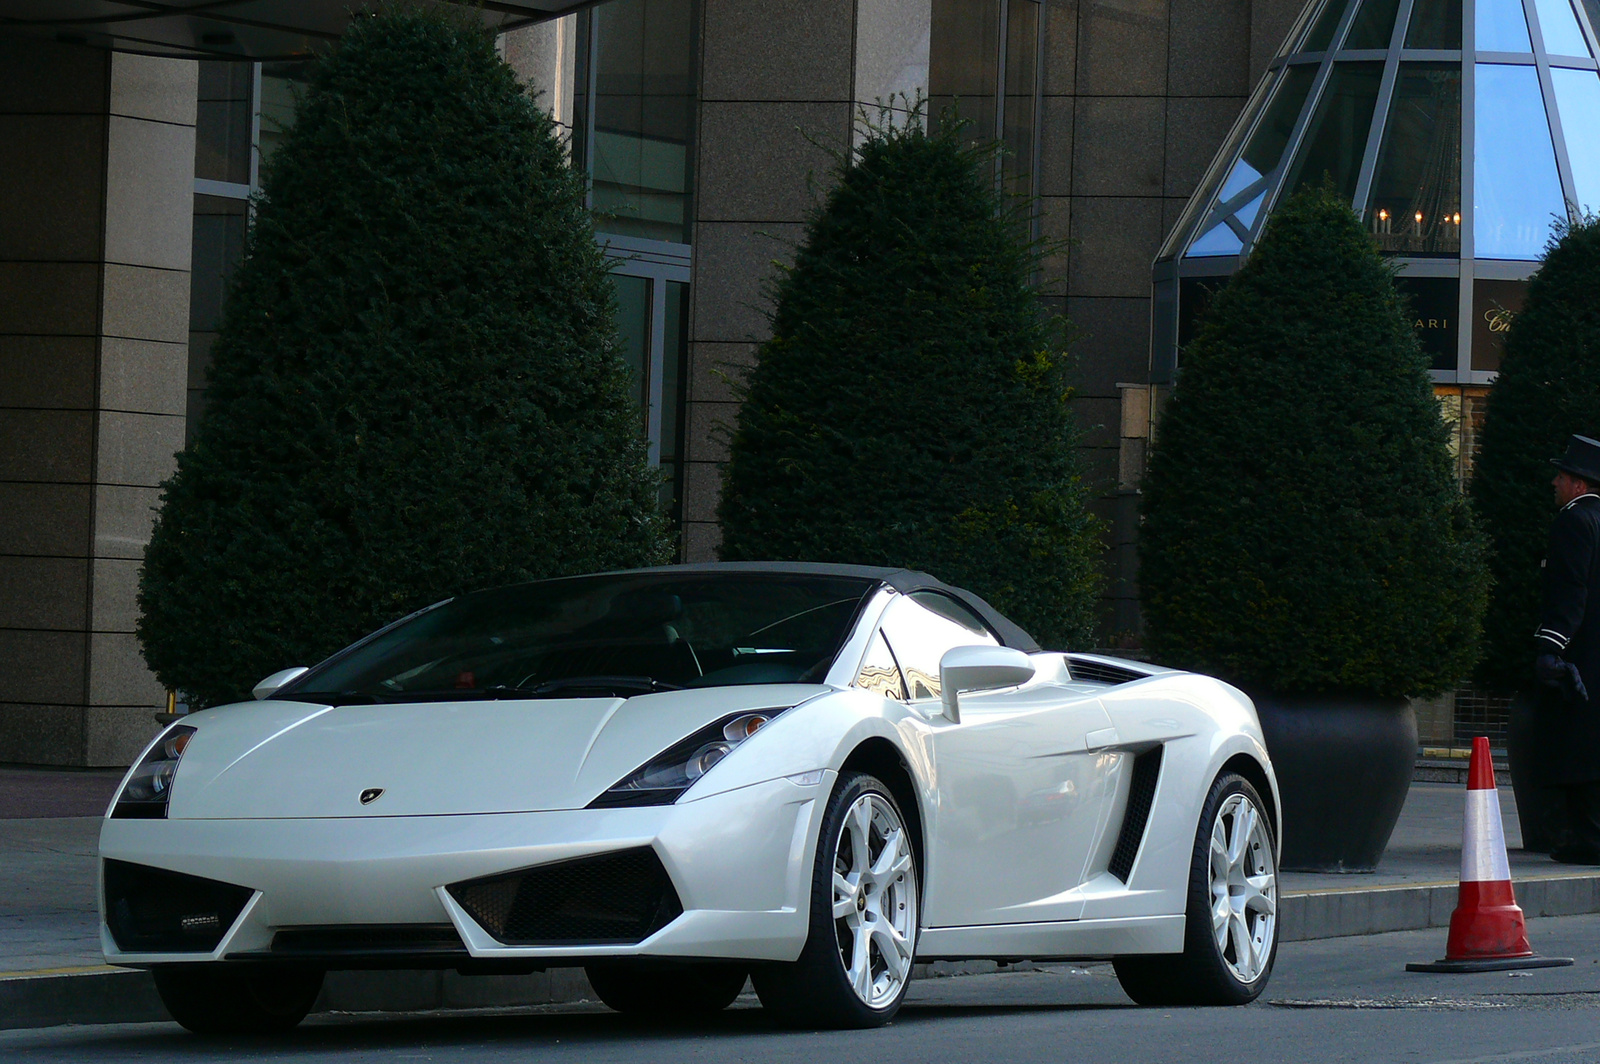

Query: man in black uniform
[1534,434,1600,864]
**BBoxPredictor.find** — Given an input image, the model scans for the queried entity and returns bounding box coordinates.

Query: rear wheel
[752,772,919,1028]
[152,965,323,1035]
[1113,771,1278,1006]
[584,961,747,1017]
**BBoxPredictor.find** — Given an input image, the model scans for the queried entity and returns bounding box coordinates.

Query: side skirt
[915,914,1184,961]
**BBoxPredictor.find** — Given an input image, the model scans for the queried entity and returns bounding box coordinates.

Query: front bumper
[99,773,829,968]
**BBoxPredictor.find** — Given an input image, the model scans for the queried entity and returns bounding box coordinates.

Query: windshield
[280,572,877,704]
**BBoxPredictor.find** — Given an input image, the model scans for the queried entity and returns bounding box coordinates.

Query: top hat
[1551,435,1600,484]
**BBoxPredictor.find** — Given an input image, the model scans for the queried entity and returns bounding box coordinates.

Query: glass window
[1346,0,1403,49]
[284,572,878,702]
[1551,68,1600,212]
[909,590,997,637]
[878,593,999,702]
[1405,0,1463,47]
[1187,65,1317,258]
[1477,0,1532,50]
[187,194,248,442]
[1002,0,1040,193]
[855,631,908,701]
[1472,278,1527,371]
[1534,0,1593,55]
[1396,275,1461,371]
[659,280,690,520]
[1239,65,1320,186]
[1474,63,1565,259]
[580,0,697,244]
[195,61,253,185]
[1303,0,1352,51]
[1365,64,1462,256]
[929,0,1001,145]
[257,62,309,174]
[1285,62,1386,201]
[612,274,651,422]
[1188,221,1245,257]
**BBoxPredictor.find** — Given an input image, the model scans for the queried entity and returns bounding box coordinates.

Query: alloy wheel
[830,791,917,1008]
[1208,791,1277,983]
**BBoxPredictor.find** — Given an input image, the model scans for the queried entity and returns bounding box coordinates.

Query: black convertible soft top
[617,561,1041,654]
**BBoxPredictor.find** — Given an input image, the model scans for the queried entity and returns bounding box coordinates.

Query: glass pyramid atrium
[1152,0,1600,384]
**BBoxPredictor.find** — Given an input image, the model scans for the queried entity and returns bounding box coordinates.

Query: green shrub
[1471,216,1600,692]
[1139,187,1486,698]
[138,11,668,708]
[716,112,1103,650]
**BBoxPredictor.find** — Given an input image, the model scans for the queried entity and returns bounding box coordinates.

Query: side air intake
[1066,658,1148,685]
[448,847,682,946]
[1108,747,1164,882]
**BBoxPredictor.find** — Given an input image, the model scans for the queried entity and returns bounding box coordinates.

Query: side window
[880,593,1001,701]
[853,631,908,702]
[908,590,998,639]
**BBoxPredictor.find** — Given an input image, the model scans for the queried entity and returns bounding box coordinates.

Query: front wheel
[584,961,747,1017]
[1113,771,1278,1006]
[752,772,919,1028]
[152,965,323,1035]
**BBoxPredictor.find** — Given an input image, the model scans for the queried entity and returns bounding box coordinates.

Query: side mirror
[939,645,1035,723]
[253,666,309,701]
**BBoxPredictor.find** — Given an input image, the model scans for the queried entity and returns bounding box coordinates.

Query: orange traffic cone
[1407,737,1573,973]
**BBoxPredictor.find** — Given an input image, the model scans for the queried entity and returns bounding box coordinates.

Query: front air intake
[447,847,682,946]
[103,859,253,953]
[1108,747,1164,882]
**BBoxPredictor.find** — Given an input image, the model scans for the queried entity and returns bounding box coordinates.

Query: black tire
[584,961,748,1018]
[1113,771,1278,1006]
[152,965,323,1035]
[752,771,919,1029]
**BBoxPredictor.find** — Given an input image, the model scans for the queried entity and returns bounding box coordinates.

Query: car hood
[164,685,828,819]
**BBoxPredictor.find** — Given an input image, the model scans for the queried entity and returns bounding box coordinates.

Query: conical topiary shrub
[1139,186,1488,872]
[138,11,668,708]
[715,113,1103,650]
[1471,217,1600,694]
[1140,186,1486,698]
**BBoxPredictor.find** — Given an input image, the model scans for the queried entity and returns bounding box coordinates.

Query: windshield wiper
[276,690,386,706]
[523,675,683,696]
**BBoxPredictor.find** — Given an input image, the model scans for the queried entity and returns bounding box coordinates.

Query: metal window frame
[572,0,699,474]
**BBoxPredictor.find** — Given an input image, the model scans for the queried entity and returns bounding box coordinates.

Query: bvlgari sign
[1395,277,1460,372]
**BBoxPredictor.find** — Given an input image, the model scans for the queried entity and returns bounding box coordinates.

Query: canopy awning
[1,1,591,60]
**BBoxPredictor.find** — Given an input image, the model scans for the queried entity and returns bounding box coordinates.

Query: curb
[9,871,1600,1033]
[1279,871,1600,942]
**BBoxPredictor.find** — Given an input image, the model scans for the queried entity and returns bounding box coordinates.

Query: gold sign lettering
[1485,307,1514,333]
[1414,318,1449,330]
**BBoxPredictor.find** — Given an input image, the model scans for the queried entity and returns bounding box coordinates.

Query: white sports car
[101,563,1281,1033]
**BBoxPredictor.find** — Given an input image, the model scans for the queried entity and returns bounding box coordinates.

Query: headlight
[112,725,196,819]
[589,711,785,808]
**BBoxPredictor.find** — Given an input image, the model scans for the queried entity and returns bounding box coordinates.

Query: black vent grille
[272,924,465,957]
[1108,747,1164,882]
[448,847,682,946]
[103,859,253,953]
[1068,658,1147,685]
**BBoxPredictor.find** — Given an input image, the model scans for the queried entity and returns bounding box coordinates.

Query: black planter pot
[1246,691,1417,872]
[1506,692,1561,854]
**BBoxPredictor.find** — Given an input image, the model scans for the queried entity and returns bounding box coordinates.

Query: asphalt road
[9,914,1600,1064]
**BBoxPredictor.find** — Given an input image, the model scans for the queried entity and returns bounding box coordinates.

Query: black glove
[1537,654,1589,703]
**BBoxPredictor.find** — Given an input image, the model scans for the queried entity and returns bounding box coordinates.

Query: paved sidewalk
[4,772,1599,1030]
